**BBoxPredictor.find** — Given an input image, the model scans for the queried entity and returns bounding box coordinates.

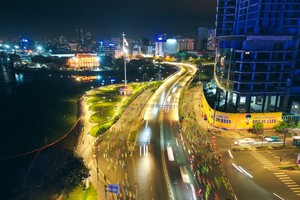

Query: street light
[122,32,127,87]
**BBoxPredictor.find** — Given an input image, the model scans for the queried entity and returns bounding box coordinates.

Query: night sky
[0,0,216,40]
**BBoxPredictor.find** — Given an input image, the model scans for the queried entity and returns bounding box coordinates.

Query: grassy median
[88,82,161,137]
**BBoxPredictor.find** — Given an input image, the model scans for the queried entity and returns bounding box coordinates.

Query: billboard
[200,91,282,129]
[108,184,120,194]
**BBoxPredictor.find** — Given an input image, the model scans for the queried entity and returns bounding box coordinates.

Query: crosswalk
[274,172,300,196]
[250,151,275,168]
[250,151,300,196]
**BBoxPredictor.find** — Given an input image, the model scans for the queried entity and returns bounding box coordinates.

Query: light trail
[228,149,233,158]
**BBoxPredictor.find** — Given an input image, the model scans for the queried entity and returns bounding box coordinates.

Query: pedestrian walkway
[274,172,300,196]
[250,151,275,169]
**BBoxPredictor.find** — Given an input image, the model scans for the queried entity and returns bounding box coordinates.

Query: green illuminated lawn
[87,82,159,137]
[63,182,97,200]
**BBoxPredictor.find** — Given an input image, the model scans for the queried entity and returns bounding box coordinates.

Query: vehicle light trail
[273,193,285,200]
[228,149,233,158]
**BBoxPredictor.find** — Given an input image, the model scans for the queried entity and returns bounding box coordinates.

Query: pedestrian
[280,156,283,163]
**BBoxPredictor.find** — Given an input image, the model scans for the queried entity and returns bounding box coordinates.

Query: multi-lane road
[90,61,300,200]
[127,62,199,199]
[217,136,300,200]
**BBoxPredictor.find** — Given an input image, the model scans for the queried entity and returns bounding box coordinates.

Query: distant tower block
[69,42,78,51]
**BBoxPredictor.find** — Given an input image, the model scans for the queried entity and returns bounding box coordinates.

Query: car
[234,138,255,145]
[180,166,190,183]
[265,136,280,142]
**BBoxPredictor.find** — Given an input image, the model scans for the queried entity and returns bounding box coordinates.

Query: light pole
[122,32,127,87]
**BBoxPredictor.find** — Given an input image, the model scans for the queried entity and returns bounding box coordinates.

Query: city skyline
[0,0,216,40]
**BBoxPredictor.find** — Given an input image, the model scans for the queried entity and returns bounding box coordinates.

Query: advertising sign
[108,184,120,194]
[200,91,282,129]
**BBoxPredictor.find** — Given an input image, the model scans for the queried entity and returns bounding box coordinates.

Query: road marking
[276,175,287,177]
[263,165,274,167]
[279,177,291,180]
[284,182,297,185]
[290,187,300,190]
[262,162,273,165]
[261,160,271,163]
[293,190,300,193]
[287,185,299,187]
[281,180,292,182]
[274,172,285,175]
[140,146,142,156]
[280,178,291,180]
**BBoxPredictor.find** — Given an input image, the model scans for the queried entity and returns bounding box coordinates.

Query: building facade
[178,38,195,51]
[155,35,195,57]
[213,0,300,114]
[207,29,216,51]
[197,27,209,50]
[67,53,99,69]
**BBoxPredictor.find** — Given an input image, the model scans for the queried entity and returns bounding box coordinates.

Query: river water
[0,63,178,199]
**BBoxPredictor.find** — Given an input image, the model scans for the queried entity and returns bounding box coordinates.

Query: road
[78,61,300,200]
[93,62,232,200]
[216,132,300,200]
[120,63,198,199]
[137,62,202,199]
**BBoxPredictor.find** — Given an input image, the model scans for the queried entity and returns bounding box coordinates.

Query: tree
[13,149,89,199]
[274,119,297,147]
[252,121,264,134]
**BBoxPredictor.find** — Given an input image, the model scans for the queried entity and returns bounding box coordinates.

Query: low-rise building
[67,53,99,69]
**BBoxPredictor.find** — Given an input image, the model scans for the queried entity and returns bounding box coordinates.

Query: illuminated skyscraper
[213,0,300,113]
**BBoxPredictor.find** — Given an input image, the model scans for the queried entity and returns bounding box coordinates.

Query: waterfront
[0,63,177,199]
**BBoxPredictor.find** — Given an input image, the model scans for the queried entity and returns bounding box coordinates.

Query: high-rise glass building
[213,0,300,114]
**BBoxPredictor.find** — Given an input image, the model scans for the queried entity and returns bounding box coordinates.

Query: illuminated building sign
[201,90,282,129]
